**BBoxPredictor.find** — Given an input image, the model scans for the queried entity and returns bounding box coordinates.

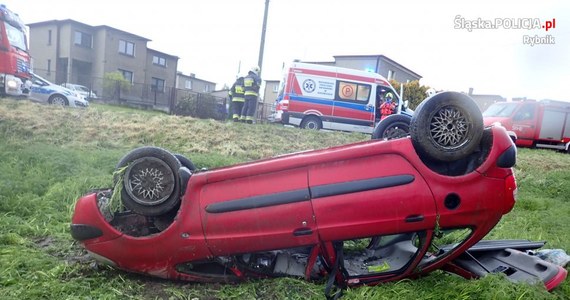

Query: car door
[28,74,51,103]
[201,167,318,256]
[309,151,436,281]
[309,152,436,242]
[511,102,538,142]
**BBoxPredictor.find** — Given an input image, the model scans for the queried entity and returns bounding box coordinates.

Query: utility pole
[257,0,270,77]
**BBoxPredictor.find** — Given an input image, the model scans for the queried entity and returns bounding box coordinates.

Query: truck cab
[483,100,570,151]
[0,4,32,97]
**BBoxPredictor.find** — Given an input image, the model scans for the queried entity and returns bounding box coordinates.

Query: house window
[272,84,278,93]
[185,80,192,90]
[47,59,51,76]
[151,77,165,93]
[74,31,92,48]
[152,55,166,67]
[119,69,133,83]
[204,84,210,92]
[119,40,135,56]
[48,30,52,45]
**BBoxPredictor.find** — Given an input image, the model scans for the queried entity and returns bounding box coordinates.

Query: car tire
[372,114,412,140]
[49,94,68,106]
[410,91,483,162]
[115,146,182,216]
[174,153,197,171]
[300,115,322,130]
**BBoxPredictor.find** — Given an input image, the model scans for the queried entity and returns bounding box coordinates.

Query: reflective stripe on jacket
[244,72,261,97]
[229,77,245,102]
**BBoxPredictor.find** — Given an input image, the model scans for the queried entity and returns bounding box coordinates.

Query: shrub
[175,93,225,120]
[103,71,131,100]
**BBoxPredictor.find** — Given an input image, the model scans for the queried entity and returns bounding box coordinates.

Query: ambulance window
[357,85,371,101]
[377,87,399,103]
[337,81,371,103]
[338,82,357,101]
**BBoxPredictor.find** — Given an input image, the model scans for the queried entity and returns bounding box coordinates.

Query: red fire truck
[0,4,31,97]
[483,99,570,152]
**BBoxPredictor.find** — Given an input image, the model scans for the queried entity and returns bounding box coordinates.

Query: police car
[28,73,89,108]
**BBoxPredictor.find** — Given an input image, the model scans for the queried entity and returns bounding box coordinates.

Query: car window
[513,104,536,121]
[418,227,473,268]
[32,75,48,86]
[342,231,427,278]
[482,103,517,117]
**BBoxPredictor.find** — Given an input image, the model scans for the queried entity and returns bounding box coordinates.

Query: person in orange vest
[380,92,396,120]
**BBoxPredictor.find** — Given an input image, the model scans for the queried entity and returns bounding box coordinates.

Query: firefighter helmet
[250,66,260,75]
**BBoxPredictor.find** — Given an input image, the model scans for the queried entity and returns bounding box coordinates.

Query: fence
[33,69,276,123]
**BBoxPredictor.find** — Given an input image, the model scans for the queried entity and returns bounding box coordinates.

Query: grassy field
[0,98,569,299]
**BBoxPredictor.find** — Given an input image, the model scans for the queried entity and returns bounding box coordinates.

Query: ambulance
[273,62,411,134]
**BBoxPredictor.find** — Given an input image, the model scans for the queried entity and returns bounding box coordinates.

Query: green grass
[0,98,569,299]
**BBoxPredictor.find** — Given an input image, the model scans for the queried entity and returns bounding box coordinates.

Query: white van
[273,62,411,134]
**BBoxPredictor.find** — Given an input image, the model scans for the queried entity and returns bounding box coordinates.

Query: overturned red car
[71,92,566,297]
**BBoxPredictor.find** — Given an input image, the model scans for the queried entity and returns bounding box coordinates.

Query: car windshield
[32,74,50,86]
[482,103,518,117]
[4,21,27,51]
[77,86,90,92]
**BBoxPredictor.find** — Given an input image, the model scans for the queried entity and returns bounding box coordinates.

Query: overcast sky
[5,0,569,101]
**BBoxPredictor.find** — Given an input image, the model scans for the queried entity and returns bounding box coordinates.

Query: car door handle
[293,228,313,236]
[405,215,424,223]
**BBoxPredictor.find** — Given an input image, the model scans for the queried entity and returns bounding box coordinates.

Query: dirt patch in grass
[33,236,93,265]
[34,236,55,248]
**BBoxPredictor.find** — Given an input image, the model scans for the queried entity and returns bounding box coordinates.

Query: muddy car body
[71,92,565,294]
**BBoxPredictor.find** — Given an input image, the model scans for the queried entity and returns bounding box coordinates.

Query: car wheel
[115,146,181,216]
[174,153,197,171]
[49,94,68,106]
[410,91,483,162]
[372,114,411,140]
[300,116,322,130]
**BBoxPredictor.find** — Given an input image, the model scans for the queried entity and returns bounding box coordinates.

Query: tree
[389,79,430,110]
[103,71,131,100]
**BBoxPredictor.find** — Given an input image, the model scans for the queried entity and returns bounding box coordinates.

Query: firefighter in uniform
[228,76,245,122]
[241,66,261,124]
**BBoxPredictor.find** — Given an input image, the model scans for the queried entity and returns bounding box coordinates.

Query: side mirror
[403,100,409,109]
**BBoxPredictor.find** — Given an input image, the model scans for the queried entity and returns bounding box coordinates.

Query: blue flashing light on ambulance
[272,62,413,135]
